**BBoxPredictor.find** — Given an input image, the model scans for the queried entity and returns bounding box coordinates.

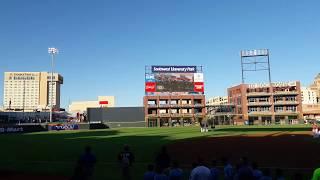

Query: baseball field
[0,125,318,180]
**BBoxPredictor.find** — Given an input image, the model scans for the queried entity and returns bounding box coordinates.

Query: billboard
[145,66,204,95]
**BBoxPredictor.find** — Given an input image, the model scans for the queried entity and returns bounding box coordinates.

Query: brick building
[228,81,302,125]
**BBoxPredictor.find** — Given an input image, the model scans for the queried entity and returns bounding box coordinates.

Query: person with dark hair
[155,146,171,172]
[118,144,135,180]
[154,165,169,180]
[237,157,253,180]
[169,161,183,180]
[223,158,234,180]
[144,164,156,180]
[71,146,96,180]
[189,158,211,180]
[210,159,220,180]
[252,162,262,180]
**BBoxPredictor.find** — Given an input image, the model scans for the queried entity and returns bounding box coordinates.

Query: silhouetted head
[124,144,129,151]
[147,164,154,171]
[211,159,217,167]
[252,162,258,170]
[172,161,179,168]
[161,146,167,153]
[85,146,91,153]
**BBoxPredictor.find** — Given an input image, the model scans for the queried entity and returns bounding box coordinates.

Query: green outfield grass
[0,125,312,179]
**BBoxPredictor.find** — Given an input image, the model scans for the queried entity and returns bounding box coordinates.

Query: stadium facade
[228,81,303,125]
[144,66,206,127]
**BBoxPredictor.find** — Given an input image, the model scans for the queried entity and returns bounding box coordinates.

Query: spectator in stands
[237,157,253,180]
[210,159,220,180]
[144,164,156,180]
[155,146,171,172]
[118,144,135,180]
[251,162,262,180]
[154,165,169,180]
[189,158,211,180]
[71,146,96,180]
[169,161,183,180]
[222,158,234,180]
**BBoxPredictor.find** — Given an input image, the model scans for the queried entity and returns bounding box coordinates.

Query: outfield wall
[87,107,145,128]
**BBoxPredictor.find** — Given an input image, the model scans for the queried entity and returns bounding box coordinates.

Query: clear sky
[0,0,319,108]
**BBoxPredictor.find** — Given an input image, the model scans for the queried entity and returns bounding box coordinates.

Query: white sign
[241,49,268,57]
[248,81,297,88]
[194,73,204,82]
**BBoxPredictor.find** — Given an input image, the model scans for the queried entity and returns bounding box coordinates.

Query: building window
[275,106,283,112]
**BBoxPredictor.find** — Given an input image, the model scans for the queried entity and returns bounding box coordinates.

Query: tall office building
[3,72,63,111]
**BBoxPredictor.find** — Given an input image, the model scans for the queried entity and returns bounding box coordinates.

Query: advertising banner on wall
[194,73,204,82]
[194,82,204,92]
[145,82,156,92]
[145,74,155,82]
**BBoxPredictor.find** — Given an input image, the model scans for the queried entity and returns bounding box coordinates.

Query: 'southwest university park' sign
[152,66,197,73]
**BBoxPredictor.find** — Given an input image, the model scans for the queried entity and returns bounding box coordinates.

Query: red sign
[194,82,204,92]
[99,101,109,105]
[145,82,156,92]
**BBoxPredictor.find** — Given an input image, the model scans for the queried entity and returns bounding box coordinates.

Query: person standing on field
[118,144,135,180]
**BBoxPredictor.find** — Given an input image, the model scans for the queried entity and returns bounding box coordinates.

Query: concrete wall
[87,107,145,128]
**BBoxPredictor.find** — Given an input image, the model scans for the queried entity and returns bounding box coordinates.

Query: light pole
[48,47,58,123]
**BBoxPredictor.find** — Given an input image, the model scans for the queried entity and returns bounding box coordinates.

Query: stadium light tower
[48,47,58,123]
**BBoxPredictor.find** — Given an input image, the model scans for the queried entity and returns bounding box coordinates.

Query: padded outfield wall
[87,107,145,128]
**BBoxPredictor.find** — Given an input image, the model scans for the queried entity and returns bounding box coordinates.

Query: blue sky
[0,0,319,108]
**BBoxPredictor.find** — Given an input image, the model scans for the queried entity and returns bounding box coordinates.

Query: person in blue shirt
[144,164,156,180]
[210,160,220,180]
[169,161,183,180]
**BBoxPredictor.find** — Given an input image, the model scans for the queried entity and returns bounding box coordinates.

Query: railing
[194,104,204,107]
[158,104,171,107]
[274,101,299,105]
[247,102,271,106]
[147,104,158,108]
[273,91,299,95]
[248,111,272,115]
[159,113,171,117]
[247,92,271,97]
[147,114,158,117]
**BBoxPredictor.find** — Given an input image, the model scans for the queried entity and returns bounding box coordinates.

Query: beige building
[302,73,320,120]
[301,87,318,105]
[310,73,320,98]
[3,72,63,111]
[68,96,115,113]
[206,96,228,106]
